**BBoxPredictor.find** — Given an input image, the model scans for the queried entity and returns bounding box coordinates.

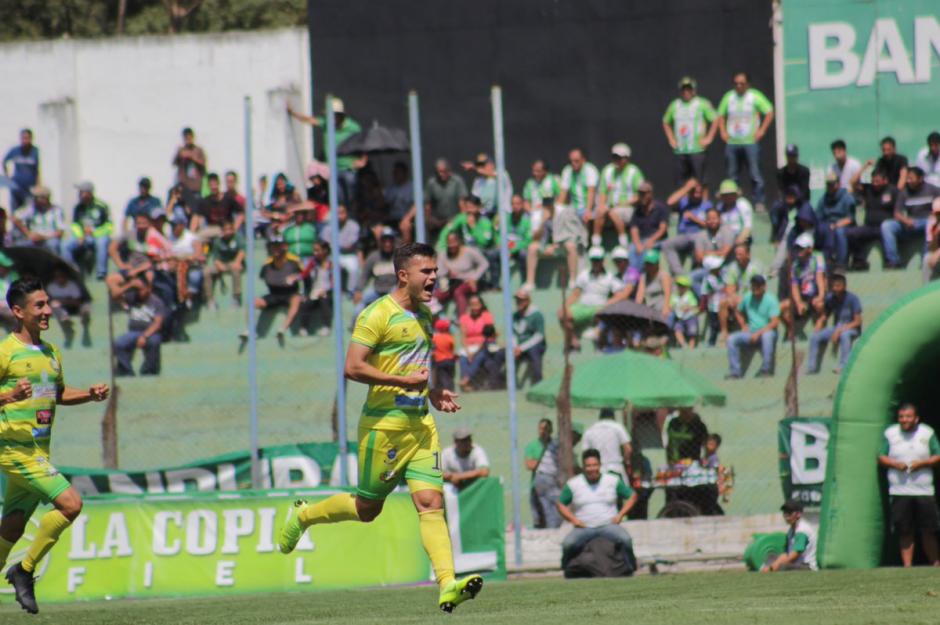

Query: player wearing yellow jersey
[0,277,109,614]
[278,242,483,612]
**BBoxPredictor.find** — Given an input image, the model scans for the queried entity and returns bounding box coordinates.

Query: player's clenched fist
[88,384,110,402]
[9,378,32,403]
[400,368,430,391]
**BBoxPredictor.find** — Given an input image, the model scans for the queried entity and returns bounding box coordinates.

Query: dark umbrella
[596,300,669,335]
[4,246,92,301]
[337,121,409,155]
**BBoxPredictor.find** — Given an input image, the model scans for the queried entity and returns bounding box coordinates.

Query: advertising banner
[778,417,831,506]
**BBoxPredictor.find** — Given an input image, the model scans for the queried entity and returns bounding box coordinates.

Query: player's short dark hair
[708,433,722,446]
[539,418,552,428]
[582,448,601,463]
[393,242,436,273]
[830,139,846,151]
[7,277,43,310]
[909,166,925,179]
[898,402,918,414]
[207,172,219,183]
[830,273,847,285]
[314,239,331,255]
[881,136,896,147]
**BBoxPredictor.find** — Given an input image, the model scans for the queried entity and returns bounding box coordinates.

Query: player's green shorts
[0,449,71,518]
[569,303,601,332]
[356,414,443,500]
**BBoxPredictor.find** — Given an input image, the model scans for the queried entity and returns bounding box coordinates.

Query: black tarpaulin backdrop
[307,0,775,196]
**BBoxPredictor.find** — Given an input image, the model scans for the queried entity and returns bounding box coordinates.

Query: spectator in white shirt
[829,139,862,191]
[557,246,624,351]
[580,409,632,483]
[442,427,490,491]
[915,131,940,187]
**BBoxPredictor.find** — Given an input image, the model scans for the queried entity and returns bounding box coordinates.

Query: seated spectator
[815,171,856,270]
[525,419,562,529]
[719,243,764,344]
[558,247,623,351]
[700,255,726,346]
[881,166,940,269]
[65,181,113,280]
[123,177,161,233]
[464,153,512,217]
[581,409,632,483]
[916,131,940,187]
[401,158,466,244]
[458,294,495,388]
[383,161,414,226]
[259,172,301,234]
[726,274,779,379]
[283,204,318,290]
[493,194,531,282]
[594,143,644,249]
[205,220,245,308]
[770,201,827,277]
[661,178,710,276]
[875,135,909,189]
[557,148,600,220]
[164,183,192,228]
[320,204,362,294]
[776,144,810,202]
[105,212,168,302]
[716,179,753,244]
[806,273,861,374]
[353,228,397,319]
[432,318,457,392]
[435,231,488,316]
[113,279,165,376]
[523,198,587,292]
[924,199,940,282]
[299,240,333,336]
[877,403,940,568]
[666,407,708,465]
[194,172,241,242]
[761,500,818,572]
[829,139,862,191]
[634,249,672,317]
[46,268,91,348]
[557,449,637,573]
[522,159,561,212]
[11,185,65,255]
[512,288,546,386]
[243,236,303,347]
[442,427,490,491]
[627,181,668,269]
[781,233,827,335]
[846,168,896,270]
[770,185,810,244]
[167,213,204,310]
[606,246,641,303]
[437,195,494,251]
[669,276,699,348]
[690,207,734,295]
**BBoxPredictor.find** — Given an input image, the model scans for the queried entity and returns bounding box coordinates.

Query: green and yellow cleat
[277,499,308,554]
[438,574,483,613]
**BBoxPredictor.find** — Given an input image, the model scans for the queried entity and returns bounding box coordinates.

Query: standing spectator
[512,288,546,386]
[442,427,490,491]
[661,76,717,183]
[726,274,779,379]
[354,228,397,318]
[558,149,600,220]
[690,208,734,294]
[12,186,65,255]
[875,136,909,189]
[458,294,495,390]
[627,182,669,269]
[635,249,672,317]
[432,318,457,392]
[194,173,241,241]
[776,144,810,203]
[881,167,940,269]
[383,161,414,226]
[830,139,862,191]
[666,408,709,464]
[661,179,711,276]
[718,243,764,344]
[223,171,247,231]
[716,179,754,244]
[806,273,861,375]
[244,237,303,347]
[288,98,361,204]
[595,143,644,249]
[877,404,940,568]
[782,233,827,334]
[761,500,819,572]
[299,239,334,336]
[320,204,362,294]
[123,177,161,233]
[437,196,494,251]
[581,409,632,483]
[65,181,112,280]
[523,199,587,292]
[525,419,562,529]
[847,168,896,270]
[770,185,809,244]
[464,154,512,217]
[46,268,91,349]
[522,160,560,212]
[493,194,532,281]
[916,131,940,187]
[558,247,623,351]
[669,276,699,348]
[206,220,245,308]
[2,129,40,209]
[435,232,488,316]
[557,449,637,572]
[717,72,774,209]
[171,127,207,210]
[113,279,166,376]
[403,158,467,244]
[815,171,856,270]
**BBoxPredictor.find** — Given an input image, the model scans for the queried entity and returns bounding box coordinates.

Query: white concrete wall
[0,28,311,232]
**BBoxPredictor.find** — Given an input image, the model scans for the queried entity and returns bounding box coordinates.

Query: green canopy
[526,350,726,410]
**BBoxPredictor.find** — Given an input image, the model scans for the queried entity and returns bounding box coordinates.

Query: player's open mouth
[423,283,435,294]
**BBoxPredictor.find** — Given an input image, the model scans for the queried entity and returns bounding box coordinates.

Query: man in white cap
[605,245,640,304]
[595,143,645,249]
[558,246,623,351]
[781,232,827,333]
[442,427,490,491]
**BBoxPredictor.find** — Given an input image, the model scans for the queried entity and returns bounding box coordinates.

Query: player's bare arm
[344,342,429,391]
[58,384,110,406]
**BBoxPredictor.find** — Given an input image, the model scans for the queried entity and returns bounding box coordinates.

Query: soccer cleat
[6,562,39,614]
[278,499,309,554]
[438,574,483,613]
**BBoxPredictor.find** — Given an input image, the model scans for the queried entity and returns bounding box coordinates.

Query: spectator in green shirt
[523,160,561,212]
[512,288,545,385]
[492,195,532,283]
[524,418,561,528]
[288,97,362,205]
[205,220,245,308]
[662,76,718,184]
[437,196,494,251]
[717,72,774,209]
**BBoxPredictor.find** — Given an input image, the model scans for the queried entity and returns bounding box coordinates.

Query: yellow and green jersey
[350,294,433,429]
[0,334,65,456]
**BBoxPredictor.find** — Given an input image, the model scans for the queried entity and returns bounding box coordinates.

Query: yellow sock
[0,535,14,570]
[418,509,455,589]
[297,493,360,527]
[22,510,71,573]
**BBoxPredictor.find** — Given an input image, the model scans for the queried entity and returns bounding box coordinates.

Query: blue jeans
[517,342,545,385]
[629,242,661,270]
[690,267,711,298]
[821,225,849,266]
[561,524,635,571]
[880,218,927,265]
[65,235,111,278]
[669,314,699,339]
[725,143,764,205]
[531,473,562,529]
[114,331,162,375]
[727,329,777,376]
[806,326,858,373]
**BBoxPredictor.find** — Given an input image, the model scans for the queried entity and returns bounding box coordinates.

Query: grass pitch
[1,568,938,624]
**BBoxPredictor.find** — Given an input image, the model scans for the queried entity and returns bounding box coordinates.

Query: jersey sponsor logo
[32,426,52,439]
[394,395,426,408]
[36,409,53,425]
[385,448,398,464]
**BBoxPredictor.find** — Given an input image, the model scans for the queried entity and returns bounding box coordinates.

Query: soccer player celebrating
[0,277,109,614]
[278,242,483,612]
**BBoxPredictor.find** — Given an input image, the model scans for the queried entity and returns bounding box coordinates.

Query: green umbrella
[526,350,726,410]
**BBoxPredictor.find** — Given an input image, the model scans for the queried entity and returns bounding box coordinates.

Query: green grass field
[1,569,938,624]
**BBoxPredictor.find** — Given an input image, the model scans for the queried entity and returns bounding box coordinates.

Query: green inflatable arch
[819,281,940,568]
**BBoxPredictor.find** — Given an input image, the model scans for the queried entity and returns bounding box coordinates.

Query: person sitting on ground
[627,181,669,269]
[435,231,488,316]
[781,233,827,336]
[353,227,398,319]
[437,195,494,251]
[660,178,711,276]
[442,427,490,491]
[634,249,672,318]
[847,168,896,270]
[432,318,457,392]
[493,194,532,282]
[815,171,856,271]
[113,278,166,376]
[581,409,632,483]
[458,294,495,389]
[881,166,940,269]
[11,185,65,255]
[761,500,818,572]
[65,181,113,280]
[806,273,861,375]
[726,274,779,379]
[715,179,753,245]
[206,220,245,308]
[559,247,624,351]
[557,449,638,574]
[689,207,734,295]
[512,288,546,386]
[523,197,587,292]
[46,268,91,349]
[718,243,764,344]
[594,143,644,250]
[669,276,699,348]
[243,236,303,347]
[298,239,333,336]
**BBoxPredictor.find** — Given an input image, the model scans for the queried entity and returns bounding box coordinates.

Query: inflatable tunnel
[819,281,940,568]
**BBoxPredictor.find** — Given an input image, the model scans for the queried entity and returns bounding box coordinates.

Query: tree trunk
[784,257,801,418]
[102,299,119,469]
[117,0,127,35]
[556,267,575,480]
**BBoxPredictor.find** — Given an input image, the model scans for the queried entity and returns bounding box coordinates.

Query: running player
[0,277,109,614]
[278,242,483,612]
